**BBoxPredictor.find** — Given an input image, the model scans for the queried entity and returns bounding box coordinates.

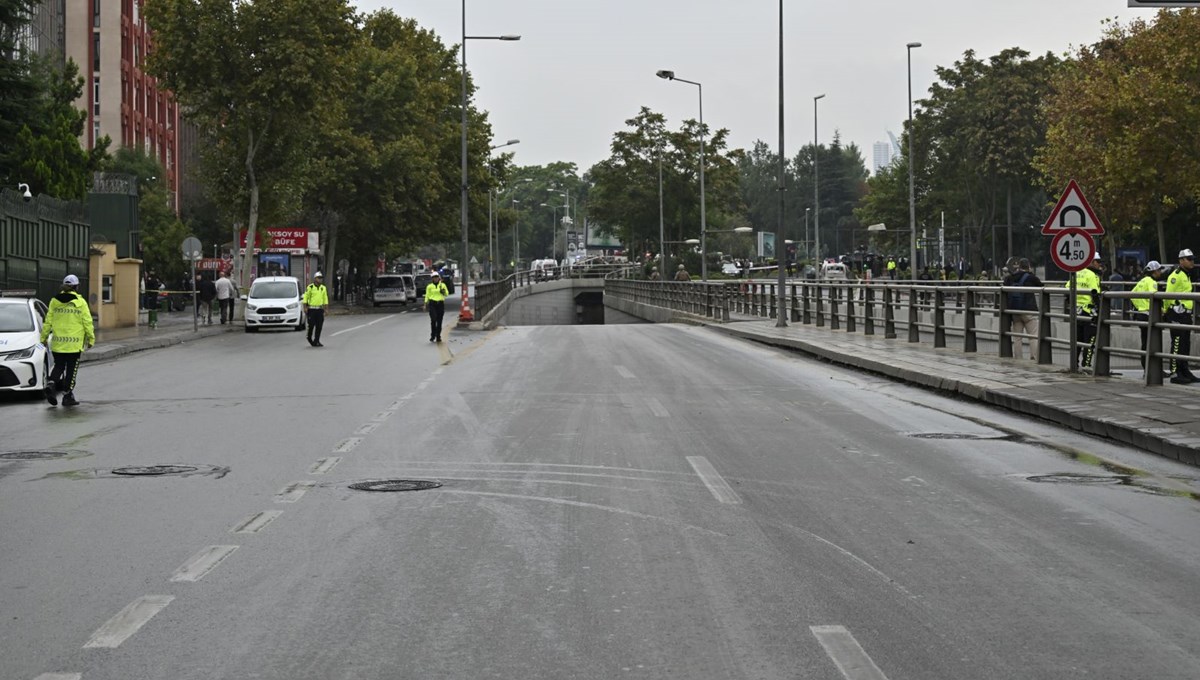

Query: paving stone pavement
[710,318,1200,467]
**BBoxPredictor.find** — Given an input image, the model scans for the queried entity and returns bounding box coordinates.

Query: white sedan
[0,295,49,394]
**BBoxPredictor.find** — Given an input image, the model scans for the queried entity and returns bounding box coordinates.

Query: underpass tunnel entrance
[575,291,604,324]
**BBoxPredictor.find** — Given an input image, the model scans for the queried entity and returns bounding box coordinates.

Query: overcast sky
[356,1,1149,173]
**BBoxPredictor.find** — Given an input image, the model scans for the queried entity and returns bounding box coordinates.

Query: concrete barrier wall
[488,279,607,327]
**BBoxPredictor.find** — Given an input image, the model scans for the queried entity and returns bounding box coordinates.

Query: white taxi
[0,295,49,394]
[244,276,305,332]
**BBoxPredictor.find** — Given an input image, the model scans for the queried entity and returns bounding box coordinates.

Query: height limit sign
[1050,228,1095,273]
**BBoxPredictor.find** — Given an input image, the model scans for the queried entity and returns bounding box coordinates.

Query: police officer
[1131,261,1165,371]
[40,274,94,406]
[423,270,449,342]
[1165,248,1196,384]
[303,272,329,347]
[1066,253,1103,369]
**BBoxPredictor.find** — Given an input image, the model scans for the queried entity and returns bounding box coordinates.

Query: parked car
[0,295,49,394]
[244,276,305,332]
[819,262,849,280]
[414,273,432,298]
[371,275,410,307]
[721,262,741,276]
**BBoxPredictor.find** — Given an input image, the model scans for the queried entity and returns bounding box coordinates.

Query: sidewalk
[709,318,1200,466]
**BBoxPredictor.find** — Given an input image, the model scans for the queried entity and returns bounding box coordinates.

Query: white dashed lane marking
[811,625,890,680]
[169,545,238,583]
[330,314,397,337]
[615,365,636,379]
[231,510,283,534]
[82,595,173,649]
[274,481,316,503]
[686,456,742,505]
[333,437,362,453]
[34,674,82,680]
[355,422,380,435]
[645,396,670,418]
[309,457,342,475]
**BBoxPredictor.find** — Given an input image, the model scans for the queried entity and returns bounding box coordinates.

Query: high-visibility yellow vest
[1067,267,1101,312]
[303,284,329,307]
[1130,275,1157,313]
[1165,269,1194,312]
[424,282,449,303]
[40,290,94,353]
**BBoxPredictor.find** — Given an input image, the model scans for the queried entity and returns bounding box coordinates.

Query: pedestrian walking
[423,270,449,342]
[1002,258,1043,360]
[40,274,94,407]
[303,272,329,347]
[1131,260,1165,372]
[1066,253,1103,369]
[1165,249,1196,384]
[887,257,897,280]
[214,270,236,324]
[674,264,690,282]
[196,274,217,325]
[143,269,161,328]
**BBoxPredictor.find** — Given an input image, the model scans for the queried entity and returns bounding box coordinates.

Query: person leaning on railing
[1131,261,1166,373]
[1002,258,1042,361]
[1165,248,1196,385]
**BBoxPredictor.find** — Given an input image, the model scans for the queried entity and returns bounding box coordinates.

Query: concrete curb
[83,325,233,364]
[709,323,1200,467]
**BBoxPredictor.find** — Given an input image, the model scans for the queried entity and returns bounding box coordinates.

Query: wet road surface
[3,311,1200,679]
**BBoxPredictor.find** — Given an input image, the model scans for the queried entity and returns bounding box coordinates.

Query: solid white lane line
[615,365,636,380]
[355,422,380,435]
[686,456,742,505]
[330,314,397,337]
[169,545,239,583]
[34,674,82,680]
[645,396,670,418]
[333,437,362,453]
[810,625,890,680]
[82,595,173,649]
[230,510,283,534]
[274,481,316,503]
[309,457,342,475]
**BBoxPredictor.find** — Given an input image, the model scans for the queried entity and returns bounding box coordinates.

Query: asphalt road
[3,307,1200,679]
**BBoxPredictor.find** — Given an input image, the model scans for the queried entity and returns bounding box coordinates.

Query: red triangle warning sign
[1042,179,1104,236]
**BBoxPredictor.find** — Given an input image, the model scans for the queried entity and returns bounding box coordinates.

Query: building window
[132,0,139,24]
[102,275,113,303]
[93,119,100,146]
[93,0,100,27]
[92,32,99,71]
[93,78,100,115]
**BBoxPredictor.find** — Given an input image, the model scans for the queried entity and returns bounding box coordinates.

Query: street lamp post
[775,0,787,326]
[805,207,811,261]
[460,0,519,319]
[656,69,707,281]
[813,94,825,264]
[907,41,922,279]
[486,139,520,280]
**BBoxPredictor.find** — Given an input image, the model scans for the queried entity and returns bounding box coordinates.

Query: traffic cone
[459,288,474,322]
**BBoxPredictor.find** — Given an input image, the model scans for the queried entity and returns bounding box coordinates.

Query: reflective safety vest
[887,260,896,271]
[1130,275,1157,313]
[1067,267,1102,313]
[40,290,94,353]
[424,282,449,303]
[1165,269,1194,312]
[303,283,329,307]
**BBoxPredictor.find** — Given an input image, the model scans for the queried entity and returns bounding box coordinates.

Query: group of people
[297,269,451,348]
[141,270,238,327]
[1002,248,1196,383]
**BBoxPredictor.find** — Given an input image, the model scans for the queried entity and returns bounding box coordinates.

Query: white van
[819,262,849,280]
[245,276,304,332]
[372,274,409,307]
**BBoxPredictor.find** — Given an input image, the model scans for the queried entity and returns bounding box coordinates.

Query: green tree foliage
[304,10,492,270]
[0,0,40,178]
[5,55,109,199]
[145,0,357,286]
[103,147,182,275]
[587,107,741,261]
[1036,11,1200,262]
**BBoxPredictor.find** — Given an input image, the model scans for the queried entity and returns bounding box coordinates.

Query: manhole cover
[908,432,1014,441]
[0,451,69,460]
[1027,473,1131,485]
[112,465,199,476]
[349,479,442,492]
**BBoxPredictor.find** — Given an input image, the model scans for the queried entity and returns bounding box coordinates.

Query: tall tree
[145,0,357,289]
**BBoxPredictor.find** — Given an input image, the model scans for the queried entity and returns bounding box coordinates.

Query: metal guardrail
[605,278,1200,387]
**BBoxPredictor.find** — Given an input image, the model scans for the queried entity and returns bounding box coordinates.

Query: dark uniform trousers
[428,301,445,340]
[307,309,325,344]
[49,351,81,392]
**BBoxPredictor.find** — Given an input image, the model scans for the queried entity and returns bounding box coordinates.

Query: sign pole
[191,259,198,333]
[1068,271,1078,373]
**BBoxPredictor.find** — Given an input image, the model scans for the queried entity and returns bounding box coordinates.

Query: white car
[0,296,50,394]
[244,276,305,333]
[372,275,409,307]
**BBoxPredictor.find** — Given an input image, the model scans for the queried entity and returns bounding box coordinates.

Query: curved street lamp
[657,69,708,280]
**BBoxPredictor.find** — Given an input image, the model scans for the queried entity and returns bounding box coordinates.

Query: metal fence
[605,278,1200,387]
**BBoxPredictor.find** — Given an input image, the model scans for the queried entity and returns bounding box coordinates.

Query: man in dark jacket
[1002,258,1043,360]
[196,274,217,325]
